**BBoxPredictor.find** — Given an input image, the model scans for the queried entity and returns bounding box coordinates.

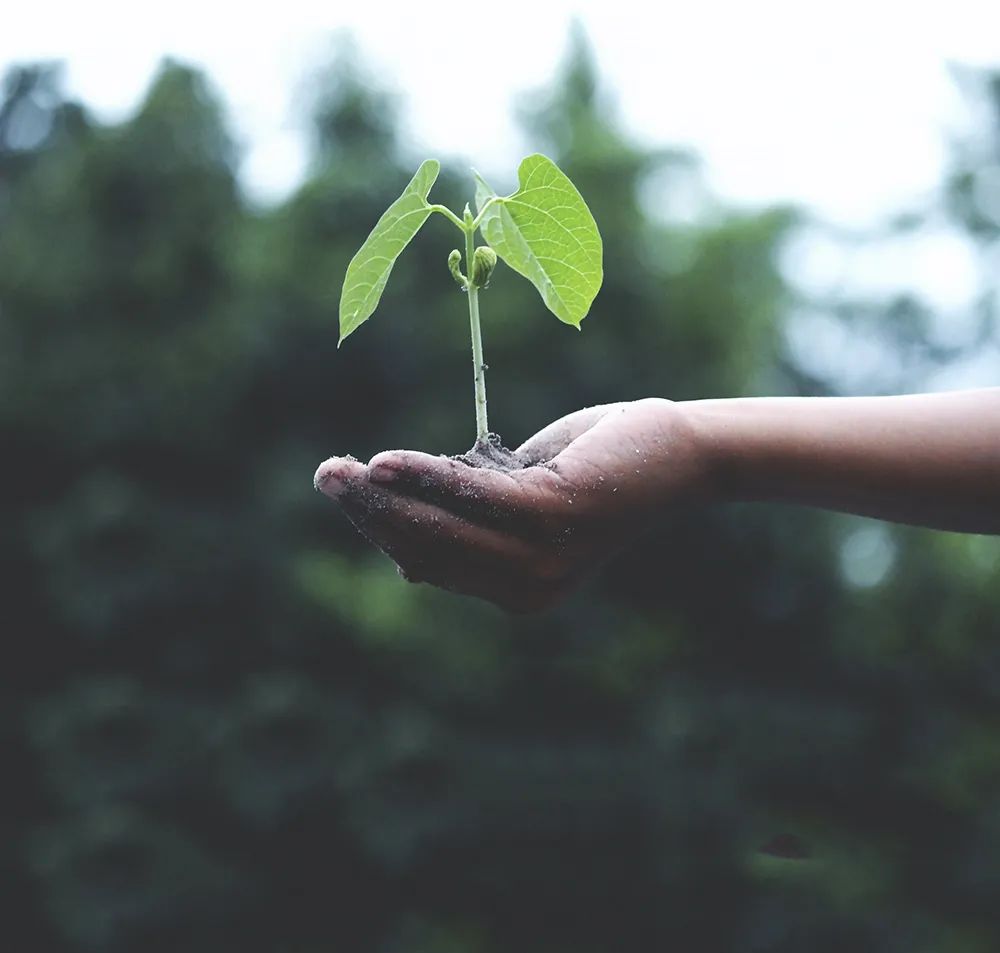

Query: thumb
[516,403,623,465]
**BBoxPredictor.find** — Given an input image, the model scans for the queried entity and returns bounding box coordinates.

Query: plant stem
[470,196,502,231]
[465,224,489,443]
[428,204,465,230]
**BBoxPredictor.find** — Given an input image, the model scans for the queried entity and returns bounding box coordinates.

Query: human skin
[313,389,1000,613]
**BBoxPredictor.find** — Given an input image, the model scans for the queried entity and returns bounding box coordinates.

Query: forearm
[683,390,1000,534]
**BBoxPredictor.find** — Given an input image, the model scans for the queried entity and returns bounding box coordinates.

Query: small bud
[447,249,467,289]
[471,246,497,289]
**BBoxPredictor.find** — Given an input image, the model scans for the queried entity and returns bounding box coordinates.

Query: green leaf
[339,159,440,345]
[475,154,602,328]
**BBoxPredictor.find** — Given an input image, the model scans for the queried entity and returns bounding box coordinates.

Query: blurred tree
[1,32,998,953]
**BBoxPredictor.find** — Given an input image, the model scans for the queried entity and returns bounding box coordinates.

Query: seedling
[339,154,603,465]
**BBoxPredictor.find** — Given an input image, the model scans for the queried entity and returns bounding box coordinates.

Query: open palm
[314,399,705,612]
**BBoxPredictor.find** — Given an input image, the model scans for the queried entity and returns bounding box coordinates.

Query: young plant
[338,154,602,457]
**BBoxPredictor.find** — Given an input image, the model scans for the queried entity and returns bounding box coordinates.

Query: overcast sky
[3,0,998,221]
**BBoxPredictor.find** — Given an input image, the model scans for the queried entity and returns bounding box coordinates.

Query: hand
[313,399,709,613]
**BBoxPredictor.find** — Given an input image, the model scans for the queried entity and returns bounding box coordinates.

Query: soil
[451,432,529,473]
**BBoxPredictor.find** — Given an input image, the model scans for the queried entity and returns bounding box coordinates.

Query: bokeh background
[2,5,1000,951]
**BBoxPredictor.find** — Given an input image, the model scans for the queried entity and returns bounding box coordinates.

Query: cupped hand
[314,398,709,613]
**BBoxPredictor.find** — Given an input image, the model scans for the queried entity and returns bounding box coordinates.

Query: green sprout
[338,154,603,445]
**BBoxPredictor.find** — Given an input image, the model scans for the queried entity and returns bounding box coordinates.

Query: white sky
[3,0,1000,388]
[3,0,998,221]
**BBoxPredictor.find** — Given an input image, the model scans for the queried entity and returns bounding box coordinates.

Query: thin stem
[466,224,489,442]
[428,204,466,231]
[470,196,503,231]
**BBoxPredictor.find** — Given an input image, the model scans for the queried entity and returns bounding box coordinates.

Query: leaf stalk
[428,204,466,230]
[465,222,489,442]
[471,196,503,231]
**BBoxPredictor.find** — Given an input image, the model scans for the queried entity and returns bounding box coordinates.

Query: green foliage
[3,34,999,953]
[338,158,440,344]
[338,150,602,439]
[339,153,603,342]
[475,154,603,327]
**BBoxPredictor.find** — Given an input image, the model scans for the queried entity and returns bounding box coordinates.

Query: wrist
[677,399,750,504]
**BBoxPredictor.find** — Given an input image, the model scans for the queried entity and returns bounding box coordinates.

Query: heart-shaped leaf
[475,154,602,328]
[339,159,440,345]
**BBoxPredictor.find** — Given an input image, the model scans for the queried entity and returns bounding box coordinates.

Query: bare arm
[689,389,1000,534]
[314,389,1000,611]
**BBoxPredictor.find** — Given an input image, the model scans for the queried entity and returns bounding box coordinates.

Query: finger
[547,403,658,503]
[516,404,622,464]
[314,456,367,498]
[364,450,566,534]
[333,481,576,612]
[320,461,579,613]
[335,480,549,580]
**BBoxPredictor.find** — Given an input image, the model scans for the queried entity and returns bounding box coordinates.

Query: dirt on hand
[451,432,530,473]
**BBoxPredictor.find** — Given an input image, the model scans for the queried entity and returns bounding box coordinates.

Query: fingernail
[313,460,346,495]
[368,462,400,484]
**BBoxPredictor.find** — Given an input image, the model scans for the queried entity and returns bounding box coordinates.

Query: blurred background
[2,2,1000,951]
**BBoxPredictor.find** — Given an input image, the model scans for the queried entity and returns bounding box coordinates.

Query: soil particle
[451,432,529,473]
